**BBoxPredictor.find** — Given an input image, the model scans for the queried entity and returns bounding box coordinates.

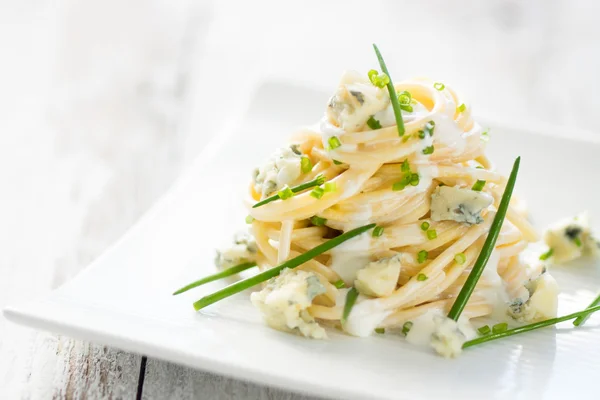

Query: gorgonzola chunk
[430,316,467,358]
[543,213,599,264]
[326,71,389,132]
[430,186,493,225]
[251,269,327,339]
[508,273,559,323]
[215,231,258,269]
[354,254,402,297]
[253,146,302,199]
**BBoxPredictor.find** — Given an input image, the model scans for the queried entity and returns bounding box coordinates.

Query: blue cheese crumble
[354,254,402,297]
[430,316,468,358]
[251,269,327,339]
[430,186,493,225]
[215,231,258,269]
[543,212,599,264]
[253,146,302,199]
[508,272,559,323]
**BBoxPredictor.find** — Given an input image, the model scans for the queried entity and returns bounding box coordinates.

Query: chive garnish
[457,103,466,113]
[342,287,359,324]
[492,322,508,334]
[374,327,386,334]
[193,224,376,310]
[253,174,326,208]
[426,229,437,240]
[310,215,327,226]
[573,292,600,326]
[447,156,520,321]
[278,185,294,200]
[477,325,491,335]
[454,252,466,265]
[434,82,445,91]
[367,116,382,130]
[301,156,313,174]
[471,180,486,192]
[372,226,384,237]
[539,248,554,261]
[422,145,434,155]
[311,187,325,199]
[334,279,346,289]
[328,136,342,150]
[417,250,428,263]
[402,321,413,335]
[373,44,405,136]
[417,273,428,281]
[420,221,430,231]
[172,262,257,295]
[245,215,254,224]
[463,304,600,349]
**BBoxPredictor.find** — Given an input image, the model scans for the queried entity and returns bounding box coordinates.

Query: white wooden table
[1,0,599,398]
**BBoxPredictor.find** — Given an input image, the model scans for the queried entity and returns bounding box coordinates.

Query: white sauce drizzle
[335,289,391,337]
[405,309,477,347]
[330,230,372,284]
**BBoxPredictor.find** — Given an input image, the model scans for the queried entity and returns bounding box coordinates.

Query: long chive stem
[573,293,600,326]
[172,262,257,295]
[372,44,405,136]
[342,287,359,324]
[463,304,600,349]
[447,156,520,321]
[193,223,376,310]
[253,175,325,208]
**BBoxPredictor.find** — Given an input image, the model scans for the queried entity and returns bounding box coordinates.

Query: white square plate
[5,81,600,400]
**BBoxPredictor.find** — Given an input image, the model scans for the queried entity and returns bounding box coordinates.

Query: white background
[1,0,599,398]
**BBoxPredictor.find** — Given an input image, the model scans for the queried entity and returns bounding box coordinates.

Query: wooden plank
[141,359,320,400]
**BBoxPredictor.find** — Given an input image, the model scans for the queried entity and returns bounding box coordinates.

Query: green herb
[418,130,426,139]
[574,237,582,247]
[420,221,430,231]
[342,287,359,324]
[481,131,490,142]
[245,215,255,224]
[477,325,491,335]
[402,321,413,335]
[372,226,384,237]
[301,156,313,174]
[434,82,445,91]
[253,174,326,208]
[471,180,486,191]
[333,159,343,165]
[492,322,508,334]
[367,116,382,130]
[278,185,294,200]
[310,215,327,227]
[368,69,390,88]
[374,327,386,334]
[400,104,413,113]
[392,181,406,191]
[311,187,325,199]
[476,166,484,169]
[447,156,520,321]
[398,90,412,105]
[373,44,405,136]
[401,159,410,172]
[463,304,600,349]
[539,248,554,261]
[454,253,467,265]
[193,224,376,310]
[573,293,600,326]
[173,262,257,295]
[328,136,342,150]
[424,121,435,136]
[417,273,428,281]
[457,103,466,113]
[324,182,337,193]
[422,145,434,155]
[334,279,346,289]
[426,229,437,240]
[410,173,420,186]
[417,250,428,263]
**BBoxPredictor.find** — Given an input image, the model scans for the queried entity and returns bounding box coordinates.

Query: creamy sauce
[431,113,467,155]
[405,309,477,347]
[341,292,391,337]
[479,250,511,321]
[330,230,372,284]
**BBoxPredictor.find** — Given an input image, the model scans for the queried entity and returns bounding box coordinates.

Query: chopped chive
[374,327,386,334]
[278,185,294,200]
[373,44,405,136]
[417,273,428,281]
[400,104,413,113]
[402,134,412,143]
[573,293,600,326]
[310,215,327,226]
[324,182,337,193]
[420,221,430,231]
[447,156,520,321]
[372,226,384,237]
[426,229,437,240]
[342,287,359,324]
[253,174,326,208]
[367,69,389,88]
[492,322,508,334]
[463,304,600,349]
[454,252,467,265]
[425,121,435,136]
[333,159,343,165]
[410,173,420,186]
[245,215,255,224]
[193,224,376,310]
[328,136,342,150]
[422,145,434,155]
[401,159,411,173]
[334,279,346,289]
[539,248,554,261]
[392,181,406,191]
[367,116,382,130]
[173,262,257,295]
[402,321,413,335]
[481,131,490,142]
[477,325,491,335]
[457,103,467,113]
[311,187,325,199]
[417,250,428,263]
[398,90,412,105]
[301,156,313,174]
[471,180,486,191]
[418,130,426,139]
[434,82,445,91]
[476,166,484,169]
[574,237,582,247]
